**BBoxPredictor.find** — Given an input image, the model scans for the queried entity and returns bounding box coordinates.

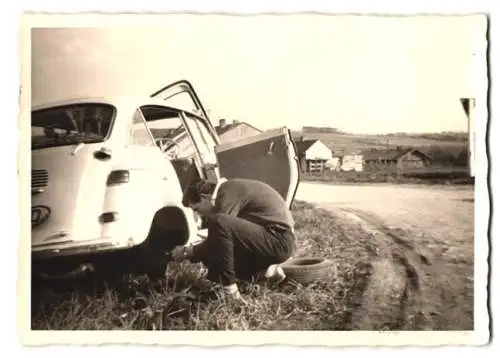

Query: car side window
[183,113,218,164]
[140,106,198,160]
[129,109,155,146]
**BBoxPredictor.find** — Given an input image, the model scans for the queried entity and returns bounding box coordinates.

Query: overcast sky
[30,15,486,134]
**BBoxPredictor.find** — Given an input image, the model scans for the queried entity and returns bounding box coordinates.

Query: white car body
[31,80,300,278]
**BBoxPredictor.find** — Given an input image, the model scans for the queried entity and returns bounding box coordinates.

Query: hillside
[291,130,468,156]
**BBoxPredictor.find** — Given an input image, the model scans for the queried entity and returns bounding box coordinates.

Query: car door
[150,80,300,207]
[150,80,221,182]
[150,80,218,140]
[214,127,301,208]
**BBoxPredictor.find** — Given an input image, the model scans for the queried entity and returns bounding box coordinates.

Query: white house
[341,153,364,172]
[295,138,333,172]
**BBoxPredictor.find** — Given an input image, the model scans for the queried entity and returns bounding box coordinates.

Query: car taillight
[106,170,130,186]
[99,211,119,223]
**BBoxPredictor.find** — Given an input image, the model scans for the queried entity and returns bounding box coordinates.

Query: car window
[183,113,218,164]
[130,109,156,147]
[152,83,206,118]
[140,106,197,160]
[31,103,115,150]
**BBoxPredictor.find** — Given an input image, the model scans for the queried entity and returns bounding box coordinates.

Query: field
[292,128,471,185]
[31,183,474,330]
[291,130,468,154]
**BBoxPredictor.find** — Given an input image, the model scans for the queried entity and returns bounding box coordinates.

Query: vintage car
[31,80,300,279]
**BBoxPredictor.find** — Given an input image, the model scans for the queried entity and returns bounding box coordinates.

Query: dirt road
[295,182,475,330]
[296,182,474,251]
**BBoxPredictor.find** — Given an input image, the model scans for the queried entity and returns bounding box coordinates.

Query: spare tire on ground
[280,257,336,285]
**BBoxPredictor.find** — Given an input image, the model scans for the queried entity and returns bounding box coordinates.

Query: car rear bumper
[31,230,206,280]
[31,235,138,260]
[34,262,97,280]
[31,236,147,280]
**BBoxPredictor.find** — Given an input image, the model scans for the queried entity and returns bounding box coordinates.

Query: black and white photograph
[18,11,489,346]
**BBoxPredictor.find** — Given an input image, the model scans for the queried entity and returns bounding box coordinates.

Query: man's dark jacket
[210,178,295,231]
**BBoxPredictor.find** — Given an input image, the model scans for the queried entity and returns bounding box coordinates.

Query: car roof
[31,96,177,112]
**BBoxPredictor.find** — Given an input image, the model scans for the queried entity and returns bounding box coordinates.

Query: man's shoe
[265,264,286,284]
[223,283,248,305]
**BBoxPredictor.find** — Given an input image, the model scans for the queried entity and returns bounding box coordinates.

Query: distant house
[340,152,364,172]
[363,147,432,172]
[215,119,263,143]
[325,156,342,172]
[294,138,333,173]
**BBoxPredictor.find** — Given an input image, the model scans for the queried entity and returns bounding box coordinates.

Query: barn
[363,148,432,172]
[294,138,333,173]
[215,119,263,143]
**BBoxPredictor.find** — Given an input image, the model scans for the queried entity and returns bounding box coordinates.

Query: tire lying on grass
[280,257,336,285]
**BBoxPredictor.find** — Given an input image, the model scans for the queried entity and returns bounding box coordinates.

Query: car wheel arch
[145,205,192,251]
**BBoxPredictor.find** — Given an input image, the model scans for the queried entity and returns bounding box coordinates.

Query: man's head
[182,178,218,208]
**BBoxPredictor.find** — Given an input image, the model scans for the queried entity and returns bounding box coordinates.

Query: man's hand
[194,212,203,229]
[170,245,193,262]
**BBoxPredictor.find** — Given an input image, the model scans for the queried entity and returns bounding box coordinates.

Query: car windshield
[31,103,116,150]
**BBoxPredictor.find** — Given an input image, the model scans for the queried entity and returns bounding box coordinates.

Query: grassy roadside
[31,200,473,330]
[31,200,374,330]
[301,167,473,186]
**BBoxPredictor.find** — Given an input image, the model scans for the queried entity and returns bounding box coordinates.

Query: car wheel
[280,257,336,285]
[145,260,168,280]
[136,244,168,280]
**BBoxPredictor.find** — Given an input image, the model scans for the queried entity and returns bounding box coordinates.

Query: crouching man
[171,178,296,302]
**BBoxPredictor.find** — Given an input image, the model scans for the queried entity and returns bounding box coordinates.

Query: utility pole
[460,97,476,178]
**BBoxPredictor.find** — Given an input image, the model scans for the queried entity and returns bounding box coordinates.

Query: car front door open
[214,127,300,208]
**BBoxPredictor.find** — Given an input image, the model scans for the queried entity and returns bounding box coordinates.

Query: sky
[30,14,487,134]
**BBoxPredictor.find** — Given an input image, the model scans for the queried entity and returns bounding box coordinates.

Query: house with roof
[340,151,364,172]
[215,119,263,144]
[294,137,335,172]
[363,147,432,172]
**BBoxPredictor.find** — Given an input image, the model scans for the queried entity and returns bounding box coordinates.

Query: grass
[31,200,473,331]
[301,167,474,186]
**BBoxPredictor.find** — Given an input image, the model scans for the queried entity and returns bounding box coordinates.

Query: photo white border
[6,0,496,353]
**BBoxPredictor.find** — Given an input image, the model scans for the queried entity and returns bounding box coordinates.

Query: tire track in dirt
[334,208,433,330]
[296,183,474,330]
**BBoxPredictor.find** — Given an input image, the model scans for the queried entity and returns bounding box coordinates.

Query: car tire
[138,245,169,280]
[280,257,336,285]
[145,260,168,280]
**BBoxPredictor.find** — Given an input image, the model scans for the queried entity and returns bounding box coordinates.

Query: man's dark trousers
[193,213,295,286]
